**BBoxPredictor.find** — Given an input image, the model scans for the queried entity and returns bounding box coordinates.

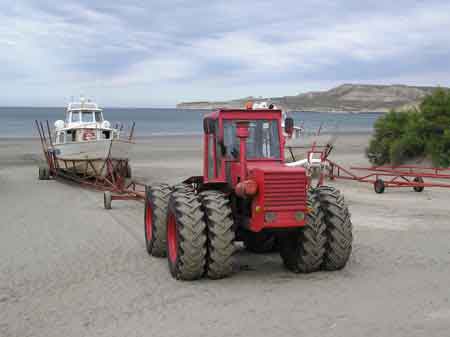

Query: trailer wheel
[199,190,235,279]
[38,166,50,180]
[104,191,112,210]
[38,166,44,180]
[279,191,326,273]
[167,184,207,280]
[317,186,353,271]
[145,184,171,257]
[413,177,424,192]
[126,164,132,178]
[243,231,277,253]
[374,179,385,194]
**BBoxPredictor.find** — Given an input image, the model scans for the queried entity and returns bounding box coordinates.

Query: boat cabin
[54,99,118,145]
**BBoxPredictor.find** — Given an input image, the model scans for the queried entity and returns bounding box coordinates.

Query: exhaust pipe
[235,121,259,198]
[236,121,249,180]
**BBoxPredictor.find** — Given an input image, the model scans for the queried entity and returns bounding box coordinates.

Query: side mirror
[203,118,215,134]
[284,117,294,135]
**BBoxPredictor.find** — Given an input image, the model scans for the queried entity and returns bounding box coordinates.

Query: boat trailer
[35,119,146,207]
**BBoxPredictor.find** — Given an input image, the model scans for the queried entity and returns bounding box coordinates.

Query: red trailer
[285,135,450,194]
[328,161,450,193]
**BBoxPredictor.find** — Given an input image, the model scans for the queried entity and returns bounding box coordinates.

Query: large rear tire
[199,190,235,279]
[167,184,207,280]
[243,231,277,253]
[145,184,171,257]
[316,186,353,271]
[279,191,326,273]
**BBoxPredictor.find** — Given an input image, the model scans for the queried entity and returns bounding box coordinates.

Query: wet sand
[1,134,450,337]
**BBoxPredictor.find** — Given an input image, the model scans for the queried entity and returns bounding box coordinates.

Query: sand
[1,134,450,337]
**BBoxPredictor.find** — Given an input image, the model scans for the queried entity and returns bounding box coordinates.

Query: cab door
[203,118,222,181]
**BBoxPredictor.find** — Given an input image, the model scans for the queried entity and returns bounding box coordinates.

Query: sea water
[0,107,382,138]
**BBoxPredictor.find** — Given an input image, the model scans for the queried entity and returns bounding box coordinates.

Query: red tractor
[144,107,352,280]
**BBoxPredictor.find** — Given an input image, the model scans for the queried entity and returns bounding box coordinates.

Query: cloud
[0,0,449,106]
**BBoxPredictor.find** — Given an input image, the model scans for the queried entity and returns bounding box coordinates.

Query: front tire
[199,190,235,279]
[167,184,207,280]
[145,184,171,257]
[316,186,353,271]
[279,191,326,273]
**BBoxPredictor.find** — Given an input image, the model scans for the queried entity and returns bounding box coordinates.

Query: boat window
[66,130,76,142]
[95,111,103,122]
[58,132,65,144]
[71,111,80,123]
[81,111,94,123]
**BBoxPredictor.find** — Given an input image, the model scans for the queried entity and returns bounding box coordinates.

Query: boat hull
[54,139,132,177]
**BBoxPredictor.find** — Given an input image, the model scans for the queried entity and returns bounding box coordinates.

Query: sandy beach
[1,134,450,337]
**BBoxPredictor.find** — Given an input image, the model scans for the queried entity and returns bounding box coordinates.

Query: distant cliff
[177,84,446,112]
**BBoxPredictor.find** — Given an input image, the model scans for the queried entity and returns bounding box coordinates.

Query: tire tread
[317,186,353,271]
[199,190,235,279]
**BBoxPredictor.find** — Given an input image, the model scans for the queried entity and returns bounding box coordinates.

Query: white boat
[52,98,133,177]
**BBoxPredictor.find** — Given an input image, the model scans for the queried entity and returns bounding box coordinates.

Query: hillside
[177,84,446,112]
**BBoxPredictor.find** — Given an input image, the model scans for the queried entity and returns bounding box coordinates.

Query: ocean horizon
[0,107,383,138]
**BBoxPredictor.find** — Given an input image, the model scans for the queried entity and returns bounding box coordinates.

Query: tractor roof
[205,108,283,120]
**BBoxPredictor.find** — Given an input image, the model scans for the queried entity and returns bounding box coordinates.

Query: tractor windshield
[223,120,281,159]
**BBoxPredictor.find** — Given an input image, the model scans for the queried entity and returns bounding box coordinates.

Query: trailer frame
[36,119,146,206]
[327,161,450,193]
[286,136,450,194]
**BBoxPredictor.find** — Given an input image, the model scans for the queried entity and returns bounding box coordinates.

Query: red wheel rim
[145,201,152,241]
[167,212,178,263]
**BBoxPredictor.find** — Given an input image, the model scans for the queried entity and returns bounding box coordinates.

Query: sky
[1,0,450,107]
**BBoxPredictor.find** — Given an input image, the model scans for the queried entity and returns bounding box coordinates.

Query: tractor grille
[264,172,307,210]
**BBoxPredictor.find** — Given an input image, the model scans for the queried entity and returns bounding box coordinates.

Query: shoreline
[0,130,375,141]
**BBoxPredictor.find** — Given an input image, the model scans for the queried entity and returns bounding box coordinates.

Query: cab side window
[207,134,214,179]
[215,121,222,175]
[206,119,221,179]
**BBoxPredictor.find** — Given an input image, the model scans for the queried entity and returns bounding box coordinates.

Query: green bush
[367,88,450,167]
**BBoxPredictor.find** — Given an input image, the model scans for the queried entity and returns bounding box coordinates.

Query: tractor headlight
[295,211,305,221]
[265,212,277,223]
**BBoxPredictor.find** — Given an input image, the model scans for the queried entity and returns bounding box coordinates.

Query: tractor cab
[203,108,293,185]
[201,107,306,232]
